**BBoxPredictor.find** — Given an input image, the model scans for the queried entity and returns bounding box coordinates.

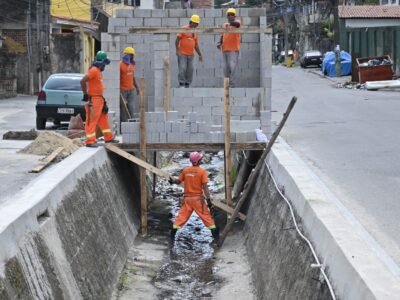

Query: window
[45,76,83,91]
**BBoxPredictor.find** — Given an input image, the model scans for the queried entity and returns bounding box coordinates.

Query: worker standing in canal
[169,152,219,244]
[217,8,241,87]
[176,14,203,88]
[80,51,116,147]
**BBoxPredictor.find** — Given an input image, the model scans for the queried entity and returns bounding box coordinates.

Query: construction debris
[20,131,81,161]
[30,147,64,173]
[2,129,38,140]
[365,80,400,91]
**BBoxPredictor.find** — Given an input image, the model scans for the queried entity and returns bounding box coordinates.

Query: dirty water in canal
[115,151,229,300]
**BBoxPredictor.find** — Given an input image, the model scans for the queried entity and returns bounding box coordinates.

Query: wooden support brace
[120,94,132,120]
[140,79,148,235]
[30,147,64,173]
[211,199,246,221]
[163,56,170,115]
[224,78,232,208]
[218,96,298,248]
[104,144,171,179]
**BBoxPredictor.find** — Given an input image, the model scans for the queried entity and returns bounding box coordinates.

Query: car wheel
[36,117,46,130]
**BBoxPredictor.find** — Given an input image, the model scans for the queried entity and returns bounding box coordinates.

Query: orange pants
[173,196,216,229]
[85,96,113,145]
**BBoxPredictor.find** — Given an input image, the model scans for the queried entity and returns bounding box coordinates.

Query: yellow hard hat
[190,14,200,24]
[123,47,135,55]
[227,8,236,15]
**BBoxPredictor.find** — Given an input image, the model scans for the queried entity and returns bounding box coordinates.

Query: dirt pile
[2,129,38,140]
[20,131,82,160]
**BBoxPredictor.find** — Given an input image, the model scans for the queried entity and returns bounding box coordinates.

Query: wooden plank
[163,56,170,115]
[119,142,266,151]
[152,151,157,201]
[223,78,232,208]
[104,144,171,179]
[31,147,64,173]
[120,94,132,119]
[129,27,272,34]
[218,96,298,248]
[140,78,148,235]
[212,199,246,221]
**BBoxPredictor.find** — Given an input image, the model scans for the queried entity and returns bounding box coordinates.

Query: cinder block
[246,131,256,141]
[235,131,248,143]
[173,88,193,97]
[133,9,152,18]
[231,120,260,131]
[211,125,223,131]
[167,111,178,120]
[115,27,128,34]
[195,88,224,98]
[190,133,206,143]
[186,9,205,17]
[160,132,167,143]
[242,34,259,43]
[188,112,197,123]
[116,8,134,18]
[248,8,266,17]
[151,9,169,18]
[202,97,223,106]
[211,106,224,116]
[232,97,253,107]
[169,9,186,18]
[197,122,210,133]
[247,106,258,116]
[205,9,223,17]
[210,131,224,143]
[153,34,169,41]
[231,106,248,116]
[230,88,246,97]
[162,18,179,27]
[212,115,223,125]
[246,88,261,97]
[179,18,188,26]
[260,110,271,125]
[242,17,259,26]
[200,17,215,27]
[193,105,212,116]
[121,121,139,133]
[126,18,143,27]
[190,122,198,133]
[108,18,126,28]
[144,18,162,27]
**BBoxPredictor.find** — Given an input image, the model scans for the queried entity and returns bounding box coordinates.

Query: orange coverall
[173,165,216,229]
[85,66,113,145]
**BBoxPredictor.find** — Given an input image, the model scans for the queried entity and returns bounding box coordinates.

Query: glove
[168,177,175,185]
[206,198,213,210]
[102,100,109,114]
[82,94,89,102]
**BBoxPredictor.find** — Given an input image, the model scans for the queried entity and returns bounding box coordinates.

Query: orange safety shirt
[177,25,198,56]
[120,61,136,91]
[179,165,208,196]
[87,66,104,96]
[221,19,241,52]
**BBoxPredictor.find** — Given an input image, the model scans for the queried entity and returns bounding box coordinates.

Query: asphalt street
[272,66,400,267]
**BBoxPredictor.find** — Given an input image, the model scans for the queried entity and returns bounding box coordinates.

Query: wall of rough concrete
[51,34,82,74]
[243,161,331,299]
[244,139,400,300]
[0,148,141,299]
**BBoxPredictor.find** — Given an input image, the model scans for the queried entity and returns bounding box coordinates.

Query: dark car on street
[300,50,323,68]
[36,73,86,129]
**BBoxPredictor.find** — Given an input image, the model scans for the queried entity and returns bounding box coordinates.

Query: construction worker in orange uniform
[80,51,115,147]
[120,47,140,118]
[169,152,219,244]
[217,8,241,87]
[176,14,203,88]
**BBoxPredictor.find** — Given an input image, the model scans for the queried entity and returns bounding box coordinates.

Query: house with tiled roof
[338,5,400,75]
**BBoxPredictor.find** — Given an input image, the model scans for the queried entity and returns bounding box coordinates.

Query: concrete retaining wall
[0,148,141,299]
[244,139,400,299]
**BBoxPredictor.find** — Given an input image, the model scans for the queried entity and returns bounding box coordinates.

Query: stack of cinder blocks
[121,111,261,143]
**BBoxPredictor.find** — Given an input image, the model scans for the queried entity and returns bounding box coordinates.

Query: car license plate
[57,108,74,114]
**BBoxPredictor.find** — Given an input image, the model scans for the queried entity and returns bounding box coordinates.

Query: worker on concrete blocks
[168,152,219,245]
[175,14,203,88]
[80,51,116,147]
[217,8,241,87]
[120,47,140,119]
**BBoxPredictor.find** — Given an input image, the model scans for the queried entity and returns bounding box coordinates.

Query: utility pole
[283,0,289,62]
[27,0,34,95]
[36,0,42,91]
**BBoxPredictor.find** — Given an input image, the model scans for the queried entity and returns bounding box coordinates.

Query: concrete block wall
[121,110,261,143]
[102,8,272,136]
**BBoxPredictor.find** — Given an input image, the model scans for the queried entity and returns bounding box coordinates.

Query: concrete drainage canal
[114,152,233,300]
[0,147,333,300]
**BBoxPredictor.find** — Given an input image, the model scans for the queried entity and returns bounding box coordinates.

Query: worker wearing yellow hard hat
[217,8,241,87]
[120,46,140,120]
[175,15,203,88]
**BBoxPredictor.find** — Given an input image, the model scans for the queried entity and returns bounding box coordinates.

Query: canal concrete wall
[0,148,141,299]
[243,139,400,300]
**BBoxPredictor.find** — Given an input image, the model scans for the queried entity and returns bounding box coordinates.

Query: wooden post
[218,96,298,248]
[152,151,157,201]
[139,78,147,236]
[163,56,170,116]
[224,78,232,208]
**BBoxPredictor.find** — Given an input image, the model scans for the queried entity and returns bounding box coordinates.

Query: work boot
[105,139,120,144]
[86,143,99,148]
[210,227,220,245]
[170,228,177,245]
